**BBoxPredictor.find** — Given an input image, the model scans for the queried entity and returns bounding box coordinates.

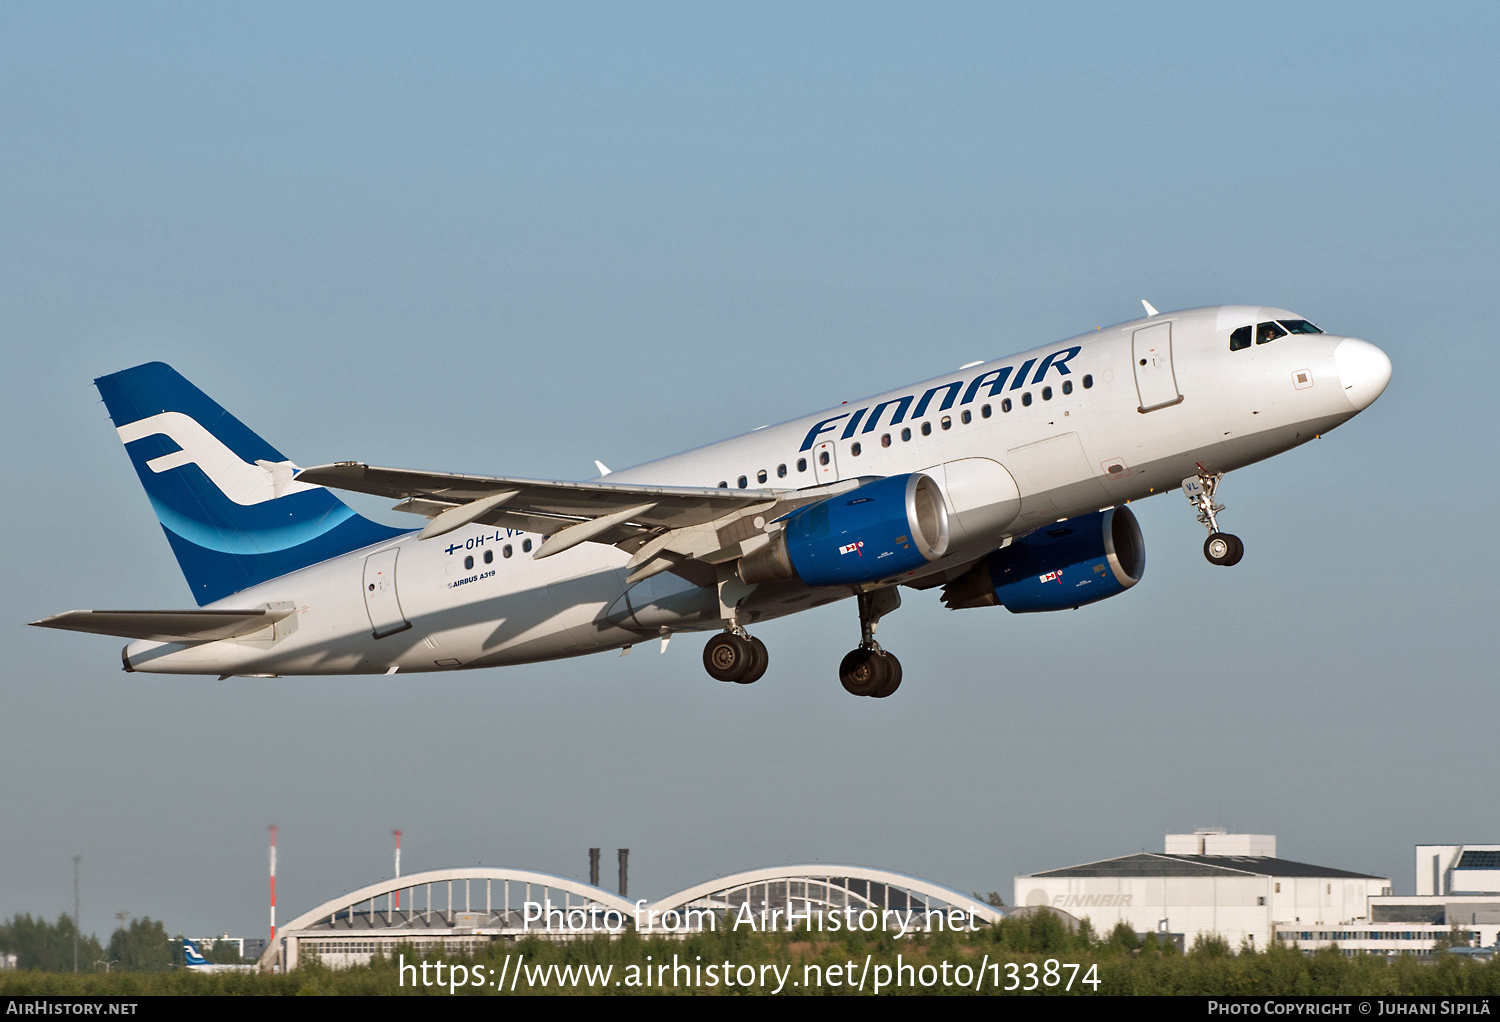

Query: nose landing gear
[839,588,902,698]
[1184,466,1244,566]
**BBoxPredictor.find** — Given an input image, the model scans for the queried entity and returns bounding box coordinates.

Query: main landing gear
[839,588,902,698]
[702,566,769,684]
[702,630,768,684]
[1184,466,1244,567]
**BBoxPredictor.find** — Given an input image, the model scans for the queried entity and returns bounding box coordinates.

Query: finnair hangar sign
[1026,889,1134,909]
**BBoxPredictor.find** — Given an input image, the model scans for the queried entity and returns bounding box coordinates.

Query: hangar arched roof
[650,864,1006,925]
[260,867,634,970]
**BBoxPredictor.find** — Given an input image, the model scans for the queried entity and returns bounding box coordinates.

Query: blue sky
[2,2,1496,940]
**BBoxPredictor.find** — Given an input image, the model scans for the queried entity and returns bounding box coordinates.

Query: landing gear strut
[1183,466,1244,567]
[840,588,902,698]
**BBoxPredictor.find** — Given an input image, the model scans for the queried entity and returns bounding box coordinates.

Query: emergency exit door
[813,440,839,483]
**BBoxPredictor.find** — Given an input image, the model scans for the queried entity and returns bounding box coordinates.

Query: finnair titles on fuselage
[34,304,1391,697]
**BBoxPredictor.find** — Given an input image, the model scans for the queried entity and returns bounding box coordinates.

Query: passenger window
[1083,374,1093,389]
[901,427,911,442]
[483,549,493,564]
[1022,392,1032,407]
[1230,326,1252,351]
[961,409,971,424]
[921,421,932,436]
[1062,380,1072,395]
[503,544,513,558]
[737,475,747,489]
[881,433,891,448]
[1279,319,1323,334]
[464,555,474,570]
[777,463,787,478]
[1041,386,1052,401]
[522,538,532,553]
[981,404,991,418]
[851,442,862,456]
[819,451,830,466]
[797,458,807,472]
[1001,398,1012,413]
[718,481,727,488]
[1256,321,1287,344]
[940,416,951,430]
[757,469,767,484]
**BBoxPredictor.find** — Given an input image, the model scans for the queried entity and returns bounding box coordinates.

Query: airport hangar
[258,864,1006,971]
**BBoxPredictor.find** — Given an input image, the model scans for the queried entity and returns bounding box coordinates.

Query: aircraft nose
[1334,338,1392,411]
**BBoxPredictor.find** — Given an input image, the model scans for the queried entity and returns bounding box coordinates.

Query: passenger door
[1132,322,1183,412]
[362,547,410,638]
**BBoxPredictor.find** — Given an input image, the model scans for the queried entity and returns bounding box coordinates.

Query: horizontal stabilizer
[29,607,294,644]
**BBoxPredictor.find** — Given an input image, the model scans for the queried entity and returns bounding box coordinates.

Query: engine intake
[739,473,949,587]
[941,506,1144,612]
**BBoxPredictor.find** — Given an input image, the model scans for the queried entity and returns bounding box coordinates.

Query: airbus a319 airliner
[34,303,1391,697]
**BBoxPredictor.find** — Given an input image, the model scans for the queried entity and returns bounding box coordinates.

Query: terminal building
[1016,832,1500,955]
[1311,844,1500,955]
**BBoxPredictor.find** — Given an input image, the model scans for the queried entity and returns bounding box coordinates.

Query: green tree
[1106,919,1141,953]
[0,914,104,972]
[1191,933,1233,958]
[107,917,174,973]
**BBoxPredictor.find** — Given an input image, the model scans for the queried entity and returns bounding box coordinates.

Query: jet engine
[739,473,949,587]
[941,506,1144,612]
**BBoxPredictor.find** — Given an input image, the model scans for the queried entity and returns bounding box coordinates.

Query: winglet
[594,460,612,477]
[1141,300,1159,317]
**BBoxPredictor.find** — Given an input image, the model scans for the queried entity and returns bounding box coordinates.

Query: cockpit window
[1256,321,1287,345]
[1230,326,1252,351]
[1278,319,1323,334]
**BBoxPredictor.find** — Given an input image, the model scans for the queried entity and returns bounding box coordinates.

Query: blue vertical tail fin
[96,362,408,605]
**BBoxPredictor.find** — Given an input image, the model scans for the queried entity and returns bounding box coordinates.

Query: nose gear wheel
[1184,466,1244,567]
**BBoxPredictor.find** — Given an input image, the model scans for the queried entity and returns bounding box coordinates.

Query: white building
[1282,844,1500,955]
[1015,830,1391,951]
[1416,844,1500,896]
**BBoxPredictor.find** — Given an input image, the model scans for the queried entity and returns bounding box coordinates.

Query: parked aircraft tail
[96,362,408,605]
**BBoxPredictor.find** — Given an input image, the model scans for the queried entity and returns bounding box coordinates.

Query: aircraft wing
[30,608,294,643]
[297,461,858,583]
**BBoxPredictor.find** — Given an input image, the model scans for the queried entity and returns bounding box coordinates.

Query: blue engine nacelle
[940,506,1144,612]
[738,473,950,587]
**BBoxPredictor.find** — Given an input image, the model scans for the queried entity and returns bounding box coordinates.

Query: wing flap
[30,608,294,643]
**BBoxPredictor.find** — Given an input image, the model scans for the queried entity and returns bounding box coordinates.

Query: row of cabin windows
[462,538,532,570]
[718,373,1095,488]
[1230,319,1323,351]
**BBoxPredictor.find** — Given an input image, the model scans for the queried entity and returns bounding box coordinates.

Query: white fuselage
[122,306,1384,676]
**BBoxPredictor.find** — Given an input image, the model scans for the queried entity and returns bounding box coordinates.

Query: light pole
[72,856,80,975]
